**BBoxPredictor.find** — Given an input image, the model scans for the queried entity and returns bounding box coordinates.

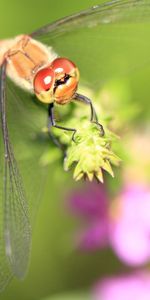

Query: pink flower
[109,185,150,266]
[69,182,150,266]
[93,272,150,300]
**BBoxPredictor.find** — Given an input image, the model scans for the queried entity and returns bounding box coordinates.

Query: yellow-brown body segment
[0,35,57,93]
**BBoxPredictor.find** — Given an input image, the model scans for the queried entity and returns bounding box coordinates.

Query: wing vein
[0,61,31,280]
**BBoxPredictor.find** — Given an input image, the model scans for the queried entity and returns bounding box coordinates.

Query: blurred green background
[0,0,103,38]
[1,1,150,300]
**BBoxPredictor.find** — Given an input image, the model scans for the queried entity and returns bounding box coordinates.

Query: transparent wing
[6,76,50,224]
[0,61,52,289]
[0,62,31,285]
[31,0,150,120]
[31,0,150,39]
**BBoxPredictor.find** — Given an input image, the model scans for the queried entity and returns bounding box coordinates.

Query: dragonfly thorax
[0,35,57,93]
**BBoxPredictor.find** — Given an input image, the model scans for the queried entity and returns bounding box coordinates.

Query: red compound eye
[34,67,55,94]
[51,58,76,76]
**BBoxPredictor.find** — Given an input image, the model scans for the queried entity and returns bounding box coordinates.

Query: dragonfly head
[33,58,79,105]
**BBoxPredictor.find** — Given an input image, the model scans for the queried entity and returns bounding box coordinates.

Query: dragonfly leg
[48,103,77,145]
[73,92,105,136]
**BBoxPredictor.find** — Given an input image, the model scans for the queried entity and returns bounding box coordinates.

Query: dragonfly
[0,0,150,291]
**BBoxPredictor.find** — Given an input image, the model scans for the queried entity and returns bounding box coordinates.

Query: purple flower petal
[69,183,109,250]
[76,220,109,251]
[69,183,108,220]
